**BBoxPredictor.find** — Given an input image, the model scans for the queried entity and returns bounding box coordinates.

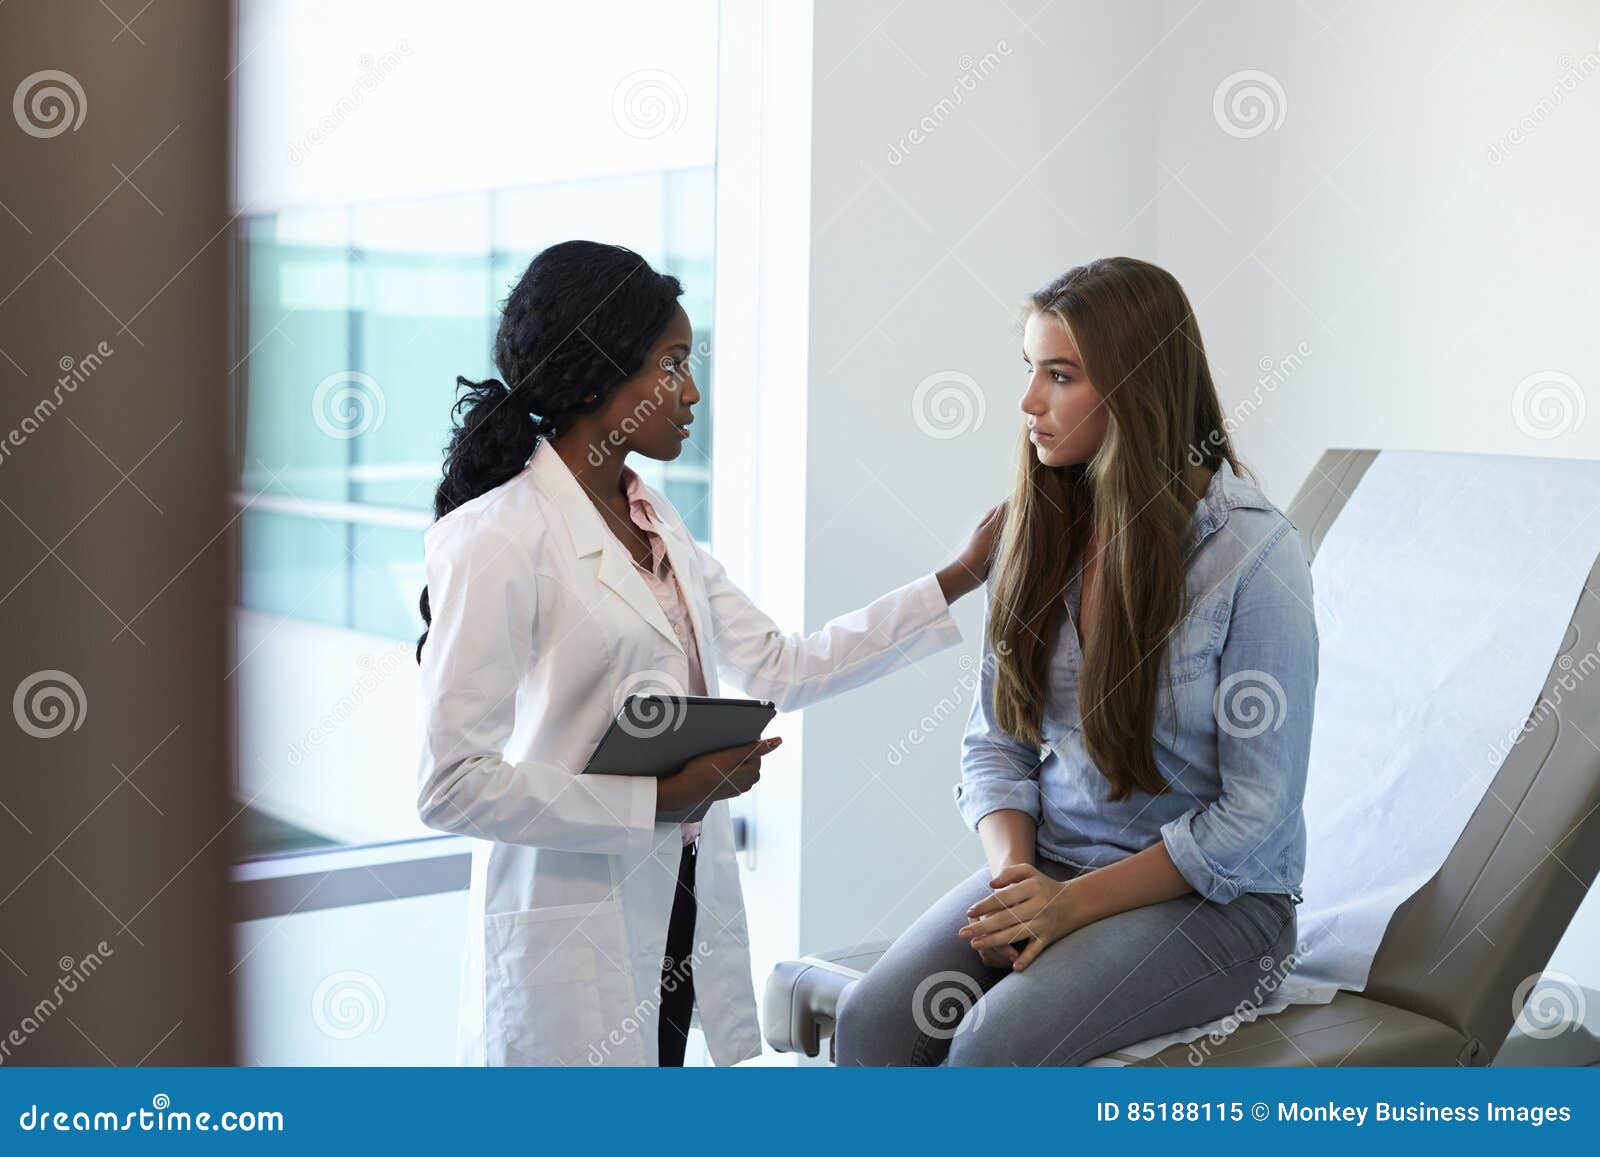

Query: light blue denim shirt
[954,459,1318,903]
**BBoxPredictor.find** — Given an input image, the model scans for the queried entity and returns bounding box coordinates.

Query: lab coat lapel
[529,441,684,654]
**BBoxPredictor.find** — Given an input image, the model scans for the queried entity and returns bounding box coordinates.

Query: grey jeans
[835,857,1298,1066]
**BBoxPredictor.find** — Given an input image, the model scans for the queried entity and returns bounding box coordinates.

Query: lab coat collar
[529,439,685,654]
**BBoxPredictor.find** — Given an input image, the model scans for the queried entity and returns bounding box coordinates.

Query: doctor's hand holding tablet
[413,240,997,1067]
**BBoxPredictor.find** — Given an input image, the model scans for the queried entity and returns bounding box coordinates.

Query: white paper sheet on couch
[1098,450,1600,1063]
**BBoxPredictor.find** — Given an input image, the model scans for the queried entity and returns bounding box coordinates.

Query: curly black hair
[416,240,683,659]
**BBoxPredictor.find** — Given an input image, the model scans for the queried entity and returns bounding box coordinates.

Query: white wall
[778,0,1600,980]
[793,0,1163,953]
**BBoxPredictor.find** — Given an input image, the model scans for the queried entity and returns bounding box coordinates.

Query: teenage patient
[835,257,1318,1066]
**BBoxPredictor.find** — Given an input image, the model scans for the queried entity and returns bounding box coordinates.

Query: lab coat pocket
[485,899,636,1067]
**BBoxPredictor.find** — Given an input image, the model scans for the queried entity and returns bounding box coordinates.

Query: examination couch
[762,449,1600,1066]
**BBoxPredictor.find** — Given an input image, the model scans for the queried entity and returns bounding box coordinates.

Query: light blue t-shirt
[954,459,1318,903]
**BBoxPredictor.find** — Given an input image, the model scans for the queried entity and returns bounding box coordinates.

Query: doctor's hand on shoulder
[654,736,783,820]
[936,502,1007,603]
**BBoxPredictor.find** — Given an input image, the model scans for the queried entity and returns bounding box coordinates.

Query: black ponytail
[417,241,683,660]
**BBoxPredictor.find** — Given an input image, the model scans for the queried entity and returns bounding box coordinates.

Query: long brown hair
[987,257,1244,801]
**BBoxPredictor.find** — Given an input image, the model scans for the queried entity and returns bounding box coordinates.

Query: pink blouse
[617,467,708,847]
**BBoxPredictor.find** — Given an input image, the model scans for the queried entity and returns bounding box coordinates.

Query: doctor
[415,240,997,1066]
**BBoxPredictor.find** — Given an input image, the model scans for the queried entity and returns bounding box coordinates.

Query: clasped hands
[958,862,1087,971]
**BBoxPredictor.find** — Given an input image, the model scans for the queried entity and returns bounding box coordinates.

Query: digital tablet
[582,695,777,822]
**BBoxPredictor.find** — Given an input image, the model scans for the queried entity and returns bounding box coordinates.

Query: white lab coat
[417,439,962,1066]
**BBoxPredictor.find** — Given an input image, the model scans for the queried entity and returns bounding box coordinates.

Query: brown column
[0,0,234,1064]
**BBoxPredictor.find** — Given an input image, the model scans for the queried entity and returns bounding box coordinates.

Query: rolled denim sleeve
[1161,522,1318,902]
[953,601,1043,828]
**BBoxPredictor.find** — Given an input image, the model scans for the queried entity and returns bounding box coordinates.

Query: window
[229,5,718,862]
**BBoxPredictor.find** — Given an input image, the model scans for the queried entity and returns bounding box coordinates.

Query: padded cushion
[761,949,1470,1066]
